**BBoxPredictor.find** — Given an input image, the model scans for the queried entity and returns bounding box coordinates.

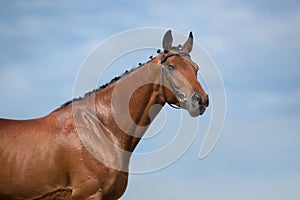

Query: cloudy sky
[1,0,300,199]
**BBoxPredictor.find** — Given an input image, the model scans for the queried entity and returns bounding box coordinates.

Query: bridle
[160,51,190,109]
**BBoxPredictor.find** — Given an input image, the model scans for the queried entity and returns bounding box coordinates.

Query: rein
[160,51,190,109]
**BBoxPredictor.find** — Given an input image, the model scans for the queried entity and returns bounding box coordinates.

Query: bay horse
[0,30,209,200]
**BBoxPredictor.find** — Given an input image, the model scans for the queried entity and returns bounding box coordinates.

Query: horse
[0,30,209,200]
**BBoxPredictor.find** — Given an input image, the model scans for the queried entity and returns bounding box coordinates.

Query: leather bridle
[160,51,190,109]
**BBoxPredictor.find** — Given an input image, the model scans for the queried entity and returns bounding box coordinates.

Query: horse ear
[162,30,173,51]
[182,31,193,53]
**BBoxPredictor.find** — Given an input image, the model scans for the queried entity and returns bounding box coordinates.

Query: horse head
[160,30,209,117]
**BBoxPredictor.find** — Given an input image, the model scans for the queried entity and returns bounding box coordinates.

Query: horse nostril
[192,93,200,103]
[205,95,209,107]
[192,93,208,107]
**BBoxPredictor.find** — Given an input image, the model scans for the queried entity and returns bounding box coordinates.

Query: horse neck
[95,59,164,152]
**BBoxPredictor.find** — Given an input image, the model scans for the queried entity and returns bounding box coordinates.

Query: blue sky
[1,0,300,199]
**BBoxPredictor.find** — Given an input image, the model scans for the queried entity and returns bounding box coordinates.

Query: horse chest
[70,169,128,199]
[69,149,129,199]
[102,170,129,199]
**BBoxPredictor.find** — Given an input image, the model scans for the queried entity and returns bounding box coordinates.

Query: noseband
[160,51,190,109]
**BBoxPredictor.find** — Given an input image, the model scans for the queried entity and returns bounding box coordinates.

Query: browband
[160,51,190,64]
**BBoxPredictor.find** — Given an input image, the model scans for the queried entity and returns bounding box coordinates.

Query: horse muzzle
[185,92,209,117]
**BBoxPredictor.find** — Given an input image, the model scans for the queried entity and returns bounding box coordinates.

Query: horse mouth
[188,105,207,117]
[199,105,207,115]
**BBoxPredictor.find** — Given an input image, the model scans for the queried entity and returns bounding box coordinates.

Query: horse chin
[188,110,200,117]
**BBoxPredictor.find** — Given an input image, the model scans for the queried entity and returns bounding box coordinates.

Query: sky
[1,0,300,199]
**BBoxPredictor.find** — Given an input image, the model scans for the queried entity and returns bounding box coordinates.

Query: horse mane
[60,51,159,108]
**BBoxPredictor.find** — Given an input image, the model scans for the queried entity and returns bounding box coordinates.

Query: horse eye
[167,64,175,71]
